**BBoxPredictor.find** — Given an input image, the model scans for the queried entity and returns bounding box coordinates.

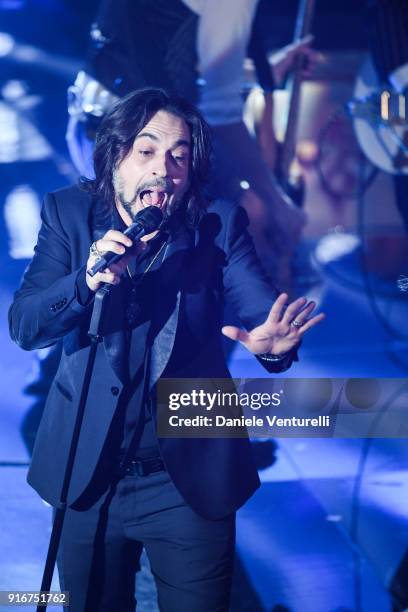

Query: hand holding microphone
[86,206,163,292]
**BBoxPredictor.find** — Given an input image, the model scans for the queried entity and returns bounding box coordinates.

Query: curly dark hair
[81,87,212,228]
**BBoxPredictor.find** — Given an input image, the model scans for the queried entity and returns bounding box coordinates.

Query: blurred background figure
[364,0,408,232]
[66,0,316,288]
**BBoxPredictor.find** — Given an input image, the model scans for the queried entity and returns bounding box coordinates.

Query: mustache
[135,177,174,198]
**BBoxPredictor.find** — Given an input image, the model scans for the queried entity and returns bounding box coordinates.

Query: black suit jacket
[9,185,295,519]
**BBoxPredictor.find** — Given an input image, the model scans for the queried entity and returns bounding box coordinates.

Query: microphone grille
[137,205,163,232]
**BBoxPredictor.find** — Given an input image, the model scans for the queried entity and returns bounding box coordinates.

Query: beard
[113,171,187,223]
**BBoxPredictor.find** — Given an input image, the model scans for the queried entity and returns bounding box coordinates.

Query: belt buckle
[121,456,164,478]
[118,461,143,478]
[134,460,148,477]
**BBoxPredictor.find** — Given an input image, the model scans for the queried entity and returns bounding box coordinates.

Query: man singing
[9,88,324,611]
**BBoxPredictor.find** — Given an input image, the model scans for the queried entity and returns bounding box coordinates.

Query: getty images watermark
[156,378,408,438]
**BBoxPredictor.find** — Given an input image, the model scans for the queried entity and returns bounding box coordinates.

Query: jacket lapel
[149,223,193,389]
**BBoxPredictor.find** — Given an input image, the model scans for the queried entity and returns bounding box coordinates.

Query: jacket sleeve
[222,204,298,373]
[8,192,92,350]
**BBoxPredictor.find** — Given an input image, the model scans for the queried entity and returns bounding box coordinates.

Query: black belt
[120,455,166,477]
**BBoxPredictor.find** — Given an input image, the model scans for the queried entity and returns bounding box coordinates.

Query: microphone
[87,205,163,277]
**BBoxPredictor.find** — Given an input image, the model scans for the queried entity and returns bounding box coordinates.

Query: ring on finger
[89,241,103,260]
[291,319,303,328]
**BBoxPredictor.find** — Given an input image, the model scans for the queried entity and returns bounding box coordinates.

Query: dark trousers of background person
[57,469,236,612]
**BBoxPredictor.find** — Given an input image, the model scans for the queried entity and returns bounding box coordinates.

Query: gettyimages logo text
[168,389,283,412]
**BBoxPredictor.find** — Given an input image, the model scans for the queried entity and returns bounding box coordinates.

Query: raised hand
[270,35,318,86]
[222,293,325,356]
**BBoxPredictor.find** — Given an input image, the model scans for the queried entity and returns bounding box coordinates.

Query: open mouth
[139,189,169,208]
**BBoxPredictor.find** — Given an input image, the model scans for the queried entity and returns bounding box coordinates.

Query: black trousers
[57,470,236,612]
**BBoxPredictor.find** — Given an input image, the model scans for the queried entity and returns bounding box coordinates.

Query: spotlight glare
[0,32,15,57]
[397,275,408,292]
